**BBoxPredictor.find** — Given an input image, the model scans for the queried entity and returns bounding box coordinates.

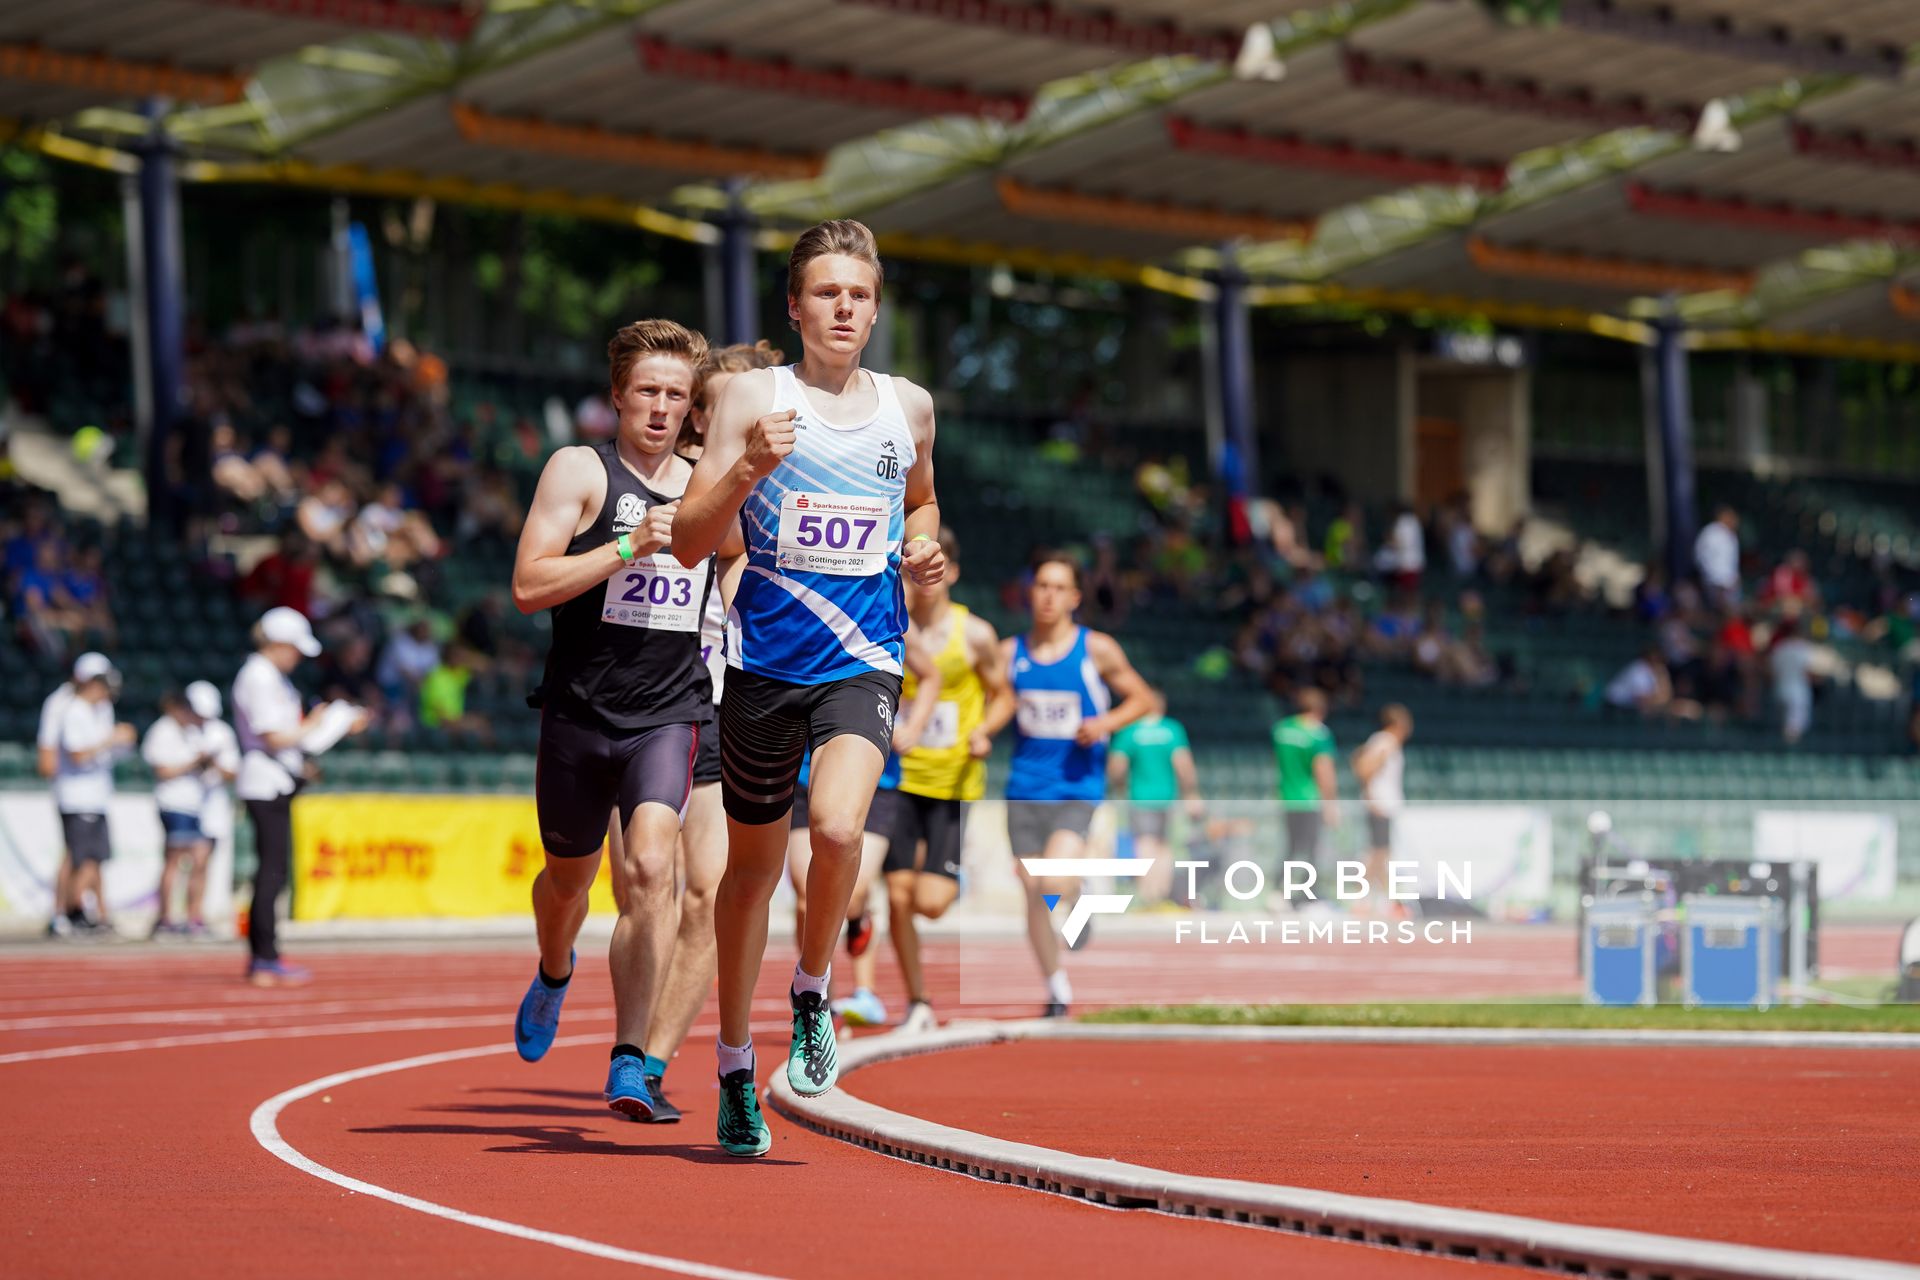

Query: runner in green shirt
[1108,691,1201,904]
[1272,688,1338,866]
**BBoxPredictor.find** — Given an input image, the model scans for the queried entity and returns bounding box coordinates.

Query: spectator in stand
[1634,564,1673,623]
[1084,534,1128,626]
[377,618,440,721]
[1324,502,1368,573]
[1411,601,1451,677]
[1717,605,1762,720]
[1438,623,1501,689]
[1694,506,1742,610]
[1762,549,1821,615]
[1697,635,1745,724]
[1768,619,1817,745]
[63,545,113,647]
[240,533,319,617]
[1441,494,1480,579]
[297,478,358,561]
[419,644,491,746]
[1108,691,1203,906]
[16,540,82,656]
[211,423,267,508]
[54,656,136,936]
[1374,502,1425,592]
[458,467,525,541]
[252,426,300,509]
[1605,648,1700,721]
[1364,590,1423,660]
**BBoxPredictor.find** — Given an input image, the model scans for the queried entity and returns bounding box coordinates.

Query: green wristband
[615,533,635,563]
[907,534,933,545]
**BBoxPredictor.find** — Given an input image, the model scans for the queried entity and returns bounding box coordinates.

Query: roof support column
[1650,308,1697,587]
[131,102,186,534]
[1211,252,1257,506]
[718,177,757,347]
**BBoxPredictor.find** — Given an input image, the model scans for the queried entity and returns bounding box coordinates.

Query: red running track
[852,1038,1920,1264]
[1,945,1487,1279]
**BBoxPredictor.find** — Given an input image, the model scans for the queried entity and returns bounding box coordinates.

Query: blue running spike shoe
[716,1068,770,1157]
[831,987,888,1028]
[605,1054,655,1121]
[512,949,573,1063]
[786,987,839,1096]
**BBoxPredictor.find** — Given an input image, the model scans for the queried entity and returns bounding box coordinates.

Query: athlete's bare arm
[893,628,944,755]
[1351,736,1385,785]
[1079,632,1154,746]
[512,446,635,614]
[978,636,1019,741]
[967,613,1007,759]
[672,369,781,568]
[895,378,944,587]
[1174,745,1204,816]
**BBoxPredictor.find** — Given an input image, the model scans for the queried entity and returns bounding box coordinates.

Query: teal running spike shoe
[716,1068,771,1157]
[786,987,839,1097]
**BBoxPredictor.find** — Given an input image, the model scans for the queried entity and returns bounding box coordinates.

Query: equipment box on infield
[1583,897,1656,1006]
[1682,895,1781,1009]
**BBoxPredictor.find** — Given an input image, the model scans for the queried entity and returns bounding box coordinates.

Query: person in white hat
[37,652,108,937]
[188,680,239,939]
[231,607,369,984]
[143,689,214,938]
[53,653,136,936]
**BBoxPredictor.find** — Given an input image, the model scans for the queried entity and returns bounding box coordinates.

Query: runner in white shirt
[189,681,240,941]
[1350,704,1413,920]
[232,607,369,985]
[56,662,136,935]
[142,690,214,938]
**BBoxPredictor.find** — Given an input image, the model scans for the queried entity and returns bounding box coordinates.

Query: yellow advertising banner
[291,794,616,920]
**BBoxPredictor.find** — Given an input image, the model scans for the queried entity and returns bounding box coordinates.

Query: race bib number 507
[777,493,889,576]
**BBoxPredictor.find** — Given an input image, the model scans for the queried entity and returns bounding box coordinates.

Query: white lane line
[0,1010,612,1065]
[251,1032,791,1280]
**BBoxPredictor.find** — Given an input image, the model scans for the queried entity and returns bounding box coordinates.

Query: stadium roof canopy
[4,0,1920,358]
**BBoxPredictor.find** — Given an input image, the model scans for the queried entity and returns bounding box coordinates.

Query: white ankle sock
[792,963,830,998]
[717,1039,754,1077]
[1047,970,1073,1004]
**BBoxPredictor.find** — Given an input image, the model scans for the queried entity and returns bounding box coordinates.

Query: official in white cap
[231,608,367,984]
[186,680,240,940]
[37,652,117,936]
[51,653,135,936]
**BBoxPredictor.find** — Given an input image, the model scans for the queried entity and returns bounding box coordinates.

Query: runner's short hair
[786,219,883,330]
[696,339,783,407]
[1033,554,1081,590]
[608,318,708,393]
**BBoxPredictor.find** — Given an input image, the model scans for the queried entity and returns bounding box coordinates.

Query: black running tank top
[536,443,714,732]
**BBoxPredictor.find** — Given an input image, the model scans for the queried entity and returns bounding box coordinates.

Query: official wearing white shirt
[38,652,110,936]
[142,690,214,937]
[231,608,367,985]
[55,657,136,934]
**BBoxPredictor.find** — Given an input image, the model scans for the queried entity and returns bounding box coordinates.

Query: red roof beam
[1167,115,1506,192]
[636,35,1028,123]
[831,0,1240,62]
[1625,182,1920,245]
[196,0,478,41]
[1343,48,1697,132]
[1560,0,1903,81]
[1790,121,1920,174]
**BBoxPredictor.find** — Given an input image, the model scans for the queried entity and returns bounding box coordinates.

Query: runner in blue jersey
[980,556,1152,1017]
[673,219,945,1157]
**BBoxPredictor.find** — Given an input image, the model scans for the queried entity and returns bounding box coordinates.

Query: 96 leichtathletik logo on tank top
[729,365,913,686]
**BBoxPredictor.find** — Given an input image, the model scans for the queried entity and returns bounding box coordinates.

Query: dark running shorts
[883,792,966,880]
[692,708,722,786]
[535,710,698,858]
[789,782,902,838]
[721,668,901,825]
[160,810,206,847]
[61,812,112,864]
[1367,812,1394,850]
[1284,809,1324,863]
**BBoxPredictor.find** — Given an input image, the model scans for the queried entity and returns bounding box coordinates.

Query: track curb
[768,1021,1920,1280]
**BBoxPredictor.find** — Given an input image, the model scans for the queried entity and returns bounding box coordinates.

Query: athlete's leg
[533,846,601,980]
[608,800,683,1048]
[185,838,213,926]
[1137,833,1173,903]
[156,844,184,928]
[785,794,812,944]
[644,780,725,1069]
[798,733,887,980]
[715,815,788,1047]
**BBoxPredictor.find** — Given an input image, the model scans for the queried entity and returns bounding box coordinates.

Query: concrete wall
[1416,365,1532,530]
[1258,344,1414,503]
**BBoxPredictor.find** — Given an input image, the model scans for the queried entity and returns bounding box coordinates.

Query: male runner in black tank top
[508,318,738,1123]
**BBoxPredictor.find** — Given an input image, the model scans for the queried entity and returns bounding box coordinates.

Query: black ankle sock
[611,1043,644,1062]
[537,961,571,988]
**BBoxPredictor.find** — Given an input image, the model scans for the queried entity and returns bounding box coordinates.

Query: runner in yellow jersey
[889,527,1008,1032]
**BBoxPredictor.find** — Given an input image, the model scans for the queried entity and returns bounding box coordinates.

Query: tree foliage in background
[1476,0,1561,24]
[467,210,675,342]
[0,149,58,273]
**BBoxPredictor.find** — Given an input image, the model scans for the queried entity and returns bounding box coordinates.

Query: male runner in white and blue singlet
[674,219,944,1157]
[981,556,1152,1017]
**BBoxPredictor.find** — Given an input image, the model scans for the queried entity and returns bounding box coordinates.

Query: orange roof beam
[0,41,243,106]
[995,176,1310,245]
[1467,235,1754,296]
[450,103,824,181]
